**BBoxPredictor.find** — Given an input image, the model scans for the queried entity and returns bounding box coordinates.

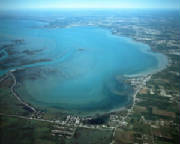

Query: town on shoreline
[0,10,179,144]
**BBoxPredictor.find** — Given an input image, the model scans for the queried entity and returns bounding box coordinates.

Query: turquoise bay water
[0,18,167,113]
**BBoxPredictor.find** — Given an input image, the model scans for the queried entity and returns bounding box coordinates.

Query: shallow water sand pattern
[0,19,167,112]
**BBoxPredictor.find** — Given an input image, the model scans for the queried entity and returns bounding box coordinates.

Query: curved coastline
[0,24,170,117]
[104,31,170,118]
[90,28,169,116]
[97,26,169,78]
[121,38,168,77]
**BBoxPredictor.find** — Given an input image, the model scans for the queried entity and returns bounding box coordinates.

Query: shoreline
[7,71,37,113]
[0,25,170,119]
[106,74,152,115]
[0,49,169,119]
[120,37,169,78]
[107,32,170,120]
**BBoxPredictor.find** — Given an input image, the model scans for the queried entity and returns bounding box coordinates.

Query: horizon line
[0,7,179,11]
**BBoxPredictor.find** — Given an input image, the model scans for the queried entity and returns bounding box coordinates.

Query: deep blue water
[0,17,167,113]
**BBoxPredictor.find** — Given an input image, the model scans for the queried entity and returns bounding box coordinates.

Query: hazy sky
[0,0,180,10]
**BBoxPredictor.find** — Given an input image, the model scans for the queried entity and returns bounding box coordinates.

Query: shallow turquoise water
[0,18,167,112]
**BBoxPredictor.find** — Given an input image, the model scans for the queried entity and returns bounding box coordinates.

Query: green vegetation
[0,77,31,116]
[67,127,113,144]
[0,10,180,144]
[0,116,58,144]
